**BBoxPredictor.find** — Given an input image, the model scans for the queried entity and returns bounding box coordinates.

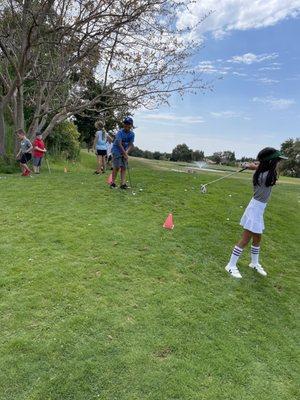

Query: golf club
[200,167,247,194]
[45,155,51,174]
[125,159,136,196]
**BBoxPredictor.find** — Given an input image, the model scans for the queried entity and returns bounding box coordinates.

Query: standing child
[225,147,288,279]
[32,132,47,174]
[93,121,107,174]
[110,117,135,189]
[16,129,33,176]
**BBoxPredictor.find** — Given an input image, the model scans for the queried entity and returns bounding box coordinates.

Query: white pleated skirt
[240,198,267,234]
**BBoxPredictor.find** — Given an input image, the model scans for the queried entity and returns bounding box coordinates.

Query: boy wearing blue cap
[110,117,135,189]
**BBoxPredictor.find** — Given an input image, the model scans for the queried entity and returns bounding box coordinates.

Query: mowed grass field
[0,153,299,400]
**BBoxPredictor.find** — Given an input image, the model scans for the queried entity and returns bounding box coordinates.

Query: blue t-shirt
[112,129,135,157]
[95,130,107,150]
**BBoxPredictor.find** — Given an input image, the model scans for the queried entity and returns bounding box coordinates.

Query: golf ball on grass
[200,185,207,194]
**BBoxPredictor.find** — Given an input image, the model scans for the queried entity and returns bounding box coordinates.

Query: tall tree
[171,143,193,162]
[192,150,205,161]
[0,0,56,154]
[211,152,222,164]
[1,1,209,158]
[73,77,129,148]
[280,138,300,177]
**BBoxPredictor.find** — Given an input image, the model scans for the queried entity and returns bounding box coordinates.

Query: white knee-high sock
[251,246,260,265]
[228,246,243,267]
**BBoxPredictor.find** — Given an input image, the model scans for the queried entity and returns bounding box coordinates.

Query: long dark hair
[253,147,281,187]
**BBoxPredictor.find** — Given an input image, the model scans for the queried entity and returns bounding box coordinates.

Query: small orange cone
[163,213,174,230]
[64,167,68,173]
[107,173,113,184]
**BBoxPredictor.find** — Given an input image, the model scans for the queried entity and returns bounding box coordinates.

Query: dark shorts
[97,149,107,156]
[112,155,126,169]
[33,156,43,167]
[19,153,32,164]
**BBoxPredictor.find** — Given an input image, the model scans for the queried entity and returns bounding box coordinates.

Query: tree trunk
[16,86,25,130]
[0,105,6,157]
[42,113,65,139]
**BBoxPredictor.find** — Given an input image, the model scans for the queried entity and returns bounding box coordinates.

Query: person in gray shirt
[225,147,288,279]
[16,129,33,176]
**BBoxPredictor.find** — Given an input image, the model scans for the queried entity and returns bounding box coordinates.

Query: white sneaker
[249,263,267,276]
[225,264,242,279]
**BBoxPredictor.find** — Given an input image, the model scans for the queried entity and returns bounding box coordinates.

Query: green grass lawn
[0,153,299,400]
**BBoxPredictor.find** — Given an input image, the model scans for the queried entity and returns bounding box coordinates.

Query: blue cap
[123,117,133,125]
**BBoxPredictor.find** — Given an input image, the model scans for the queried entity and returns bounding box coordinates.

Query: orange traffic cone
[64,167,68,173]
[107,173,113,184]
[163,213,174,230]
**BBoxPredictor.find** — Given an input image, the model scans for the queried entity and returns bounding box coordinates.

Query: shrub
[46,121,80,160]
[0,154,19,174]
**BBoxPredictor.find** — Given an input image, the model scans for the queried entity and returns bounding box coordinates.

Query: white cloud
[196,60,230,75]
[228,52,278,64]
[252,96,296,109]
[232,71,248,77]
[258,65,281,71]
[139,112,204,124]
[196,61,219,74]
[210,111,239,118]
[210,110,252,120]
[256,77,279,85]
[195,53,282,82]
[177,1,300,39]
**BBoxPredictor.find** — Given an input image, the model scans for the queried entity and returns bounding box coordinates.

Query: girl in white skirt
[225,147,288,279]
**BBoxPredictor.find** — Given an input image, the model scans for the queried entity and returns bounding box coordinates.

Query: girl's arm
[93,134,97,151]
[242,162,259,170]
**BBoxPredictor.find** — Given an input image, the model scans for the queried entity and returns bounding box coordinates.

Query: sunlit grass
[0,153,299,399]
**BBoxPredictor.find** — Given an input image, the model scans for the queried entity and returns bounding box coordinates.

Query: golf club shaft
[126,160,133,188]
[204,168,246,187]
[46,158,51,173]
[122,156,134,193]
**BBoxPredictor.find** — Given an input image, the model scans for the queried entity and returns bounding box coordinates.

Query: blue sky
[134,1,300,158]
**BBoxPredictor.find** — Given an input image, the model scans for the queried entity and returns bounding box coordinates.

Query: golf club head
[200,184,207,194]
